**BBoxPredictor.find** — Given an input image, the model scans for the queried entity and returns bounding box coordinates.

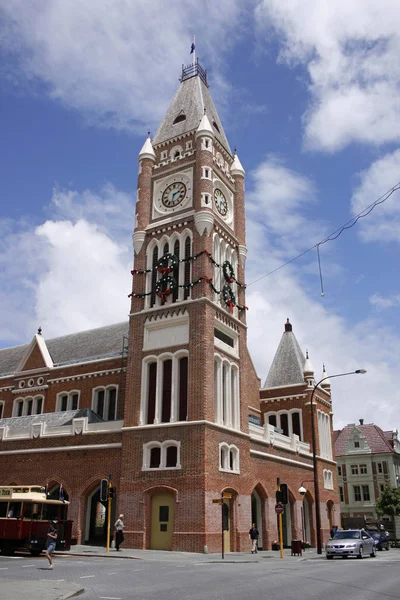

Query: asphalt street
[1,549,400,600]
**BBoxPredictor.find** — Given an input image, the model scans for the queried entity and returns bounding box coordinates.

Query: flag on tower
[59,483,65,503]
[190,37,195,54]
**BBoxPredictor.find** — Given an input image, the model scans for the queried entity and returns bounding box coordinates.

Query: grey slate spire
[152,63,232,154]
[263,319,306,388]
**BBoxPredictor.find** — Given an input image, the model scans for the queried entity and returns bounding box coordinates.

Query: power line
[248,180,400,287]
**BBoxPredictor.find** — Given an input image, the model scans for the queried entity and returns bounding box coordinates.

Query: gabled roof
[0,322,129,376]
[263,321,306,388]
[334,423,394,456]
[152,73,232,154]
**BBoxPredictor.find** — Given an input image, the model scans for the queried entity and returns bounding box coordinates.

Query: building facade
[335,420,400,522]
[0,61,339,552]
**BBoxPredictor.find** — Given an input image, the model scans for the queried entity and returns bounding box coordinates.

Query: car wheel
[370,546,376,558]
[358,546,364,559]
[326,555,333,560]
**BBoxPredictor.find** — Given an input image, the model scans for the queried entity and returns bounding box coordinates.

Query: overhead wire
[247,180,400,287]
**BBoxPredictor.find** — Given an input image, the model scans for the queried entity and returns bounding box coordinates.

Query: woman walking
[114,514,125,551]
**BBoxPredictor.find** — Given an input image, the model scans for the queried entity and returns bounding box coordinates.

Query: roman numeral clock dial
[153,173,192,216]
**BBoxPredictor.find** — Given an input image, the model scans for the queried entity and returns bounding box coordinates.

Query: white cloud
[0,0,247,131]
[370,293,400,310]
[351,149,400,243]
[255,0,400,151]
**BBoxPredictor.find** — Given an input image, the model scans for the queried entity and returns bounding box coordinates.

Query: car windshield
[368,532,380,538]
[333,531,360,540]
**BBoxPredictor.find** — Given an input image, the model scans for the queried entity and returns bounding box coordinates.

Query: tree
[376,485,400,541]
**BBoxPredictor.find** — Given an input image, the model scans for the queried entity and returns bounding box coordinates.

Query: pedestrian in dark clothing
[249,523,259,554]
[45,520,58,569]
[114,514,125,551]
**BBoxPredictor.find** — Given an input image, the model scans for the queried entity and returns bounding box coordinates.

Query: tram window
[32,504,41,519]
[42,504,59,521]
[23,503,32,519]
[0,503,6,518]
[7,502,21,518]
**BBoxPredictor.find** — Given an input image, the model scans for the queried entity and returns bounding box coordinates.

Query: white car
[326,529,376,559]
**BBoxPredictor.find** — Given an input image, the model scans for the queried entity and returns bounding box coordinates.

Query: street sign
[275,503,284,514]
[212,499,223,504]
[223,493,233,499]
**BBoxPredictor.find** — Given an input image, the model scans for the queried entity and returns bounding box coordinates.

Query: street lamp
[310,369,367,554]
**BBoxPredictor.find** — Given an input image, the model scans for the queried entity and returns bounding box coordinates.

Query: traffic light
[109,487,116,498]
[280,483,288,505]
[100,479,108,502]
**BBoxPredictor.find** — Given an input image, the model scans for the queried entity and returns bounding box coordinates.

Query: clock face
[214,188,228,216]
[162,181,187,208]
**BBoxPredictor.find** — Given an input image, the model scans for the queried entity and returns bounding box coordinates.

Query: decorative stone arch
[251,483,268,550]
[220,486,239,552]
[326,499,335,533]
[79,476,111,545]
[301,490,314,546]
[47,478,70,501]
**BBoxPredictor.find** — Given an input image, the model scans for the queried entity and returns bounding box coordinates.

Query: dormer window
[212,121,220,133]
[173,114,186,124]
[354,440,360,448]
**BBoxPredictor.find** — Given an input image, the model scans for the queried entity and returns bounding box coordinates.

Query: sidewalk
[0,579,84,600]
[56,543,321,563]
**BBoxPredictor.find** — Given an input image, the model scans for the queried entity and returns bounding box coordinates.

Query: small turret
[303,350,315,388]
[231,150,245,177]
[138,132,156,162]
[320,364,331,393]
[195,112,214,139]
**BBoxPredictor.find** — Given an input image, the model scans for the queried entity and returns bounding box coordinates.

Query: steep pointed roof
[263,319,306,388]
[334,423,394,456]
[153,63,231,154]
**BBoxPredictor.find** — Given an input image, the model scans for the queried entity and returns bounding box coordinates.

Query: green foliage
[376,485,400,517]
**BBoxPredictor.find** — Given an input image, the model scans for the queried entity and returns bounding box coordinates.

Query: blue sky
[1,0,400,430]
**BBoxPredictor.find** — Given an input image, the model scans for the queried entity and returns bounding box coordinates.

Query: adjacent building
[335,420,400,523]
[0,60,339,552]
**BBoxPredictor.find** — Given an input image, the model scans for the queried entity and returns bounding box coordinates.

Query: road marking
[80,575,95,579]
[99,597,122,599]
[0,567,8,570]
[107,572,117,575]
[22,564,35,568]
[54,579,65,582]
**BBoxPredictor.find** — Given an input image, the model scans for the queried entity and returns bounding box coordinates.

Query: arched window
[13,396,44,417]
[141,352,189,425]
[219,443,239,473]
[266,410,303,441]
[56,391,79,412]
[92,386,118,421]
[143,441,181,470]
[173,114,186,124]
[214,355,240,430]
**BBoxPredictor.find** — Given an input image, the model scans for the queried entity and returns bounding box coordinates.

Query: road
[1,550,400,600]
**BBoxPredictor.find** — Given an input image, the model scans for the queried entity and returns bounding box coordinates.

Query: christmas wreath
[222,260,235,283]
[156,253,179,275]
[222,284,236,313]
[156,274,177,302]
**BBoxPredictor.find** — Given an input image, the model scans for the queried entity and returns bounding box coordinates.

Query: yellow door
[150,493,175,550]
[223,500,231,552]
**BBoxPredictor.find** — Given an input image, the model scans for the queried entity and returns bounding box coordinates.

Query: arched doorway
[150,491,176,550]
[251,489,264,549]
[302,496,311,544]
[48,483,69,502]
[84,485,110,545]
[327,500,334,531]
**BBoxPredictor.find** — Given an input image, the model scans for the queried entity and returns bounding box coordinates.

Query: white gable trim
[15,334,54,373]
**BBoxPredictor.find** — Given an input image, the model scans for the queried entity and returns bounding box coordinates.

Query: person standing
[45,520,58,569]
[249,523,259,554]
[114,514,125,551]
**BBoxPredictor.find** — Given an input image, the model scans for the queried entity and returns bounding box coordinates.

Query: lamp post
[310,369,366,554]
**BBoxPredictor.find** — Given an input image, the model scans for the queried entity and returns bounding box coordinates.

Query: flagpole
[192,35,196,66]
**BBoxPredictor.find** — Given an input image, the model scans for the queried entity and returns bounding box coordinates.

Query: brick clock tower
[120,61,261,552]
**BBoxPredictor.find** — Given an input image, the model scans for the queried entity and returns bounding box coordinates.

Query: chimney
[359,419,364,425]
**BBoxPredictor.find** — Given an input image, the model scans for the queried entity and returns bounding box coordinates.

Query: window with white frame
[0,401,4,419]
[212,234,238,316]
[317,410,333,460]
[201,166,212,180]
[214,355,240,430]
[140,352,188,425]
[362,485,370,501]
[354,485,361,501]
[142,440,181,470]
[146,231,192,309]
[266,410,303,440]
[92,386,117,421]
[219,442,239,473]
[360,464,367,475]
[377,462,383,474]
[323,469,334,490]
[12,396,44,417]
[339,486,344,502]
[337,465,342,476]
[161,150,168,160]
[56,391,79,412]
[351,464,359,475]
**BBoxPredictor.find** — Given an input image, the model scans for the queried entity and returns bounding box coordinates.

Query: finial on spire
[234,147,237,155]
[306,350,309,359]
[37,327,42,335]
[147,130,150,137]
[284,318,292,332]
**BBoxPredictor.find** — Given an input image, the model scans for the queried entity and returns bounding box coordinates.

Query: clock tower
[120,60,259,553]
